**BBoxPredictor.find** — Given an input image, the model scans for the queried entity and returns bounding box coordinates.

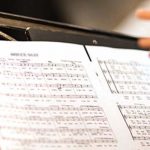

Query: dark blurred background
[0,0,141,31]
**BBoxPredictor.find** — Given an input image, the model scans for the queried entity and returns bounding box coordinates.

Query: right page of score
[86,45,150,150]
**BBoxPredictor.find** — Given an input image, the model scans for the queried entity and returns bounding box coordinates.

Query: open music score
[0,41,149,150]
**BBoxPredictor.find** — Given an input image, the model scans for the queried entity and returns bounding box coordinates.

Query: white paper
[86,45,150,150]
[0,42,120,150]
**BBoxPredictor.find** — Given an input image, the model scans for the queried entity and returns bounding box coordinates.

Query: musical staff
[118,104,150,147]
[0,57,117,149]
[99,60,150,100]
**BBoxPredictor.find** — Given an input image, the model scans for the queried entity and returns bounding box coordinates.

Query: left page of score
[0,41,118,150]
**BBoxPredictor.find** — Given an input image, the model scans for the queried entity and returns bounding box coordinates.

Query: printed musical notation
[118,104,150,147]
[84,45,150,149]
[0,59,96,101]
[98,60,150,100]
[0,57,117,149]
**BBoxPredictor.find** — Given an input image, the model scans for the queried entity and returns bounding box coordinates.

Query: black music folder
[26,28,141,50]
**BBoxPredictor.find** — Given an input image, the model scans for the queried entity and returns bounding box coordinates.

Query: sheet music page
[86,45,150,150]
[0,41,126,150]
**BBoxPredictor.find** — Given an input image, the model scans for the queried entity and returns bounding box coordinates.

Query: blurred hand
[136,9,150,49]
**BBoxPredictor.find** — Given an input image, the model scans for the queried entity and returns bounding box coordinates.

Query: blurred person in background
[136,9,150,49]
